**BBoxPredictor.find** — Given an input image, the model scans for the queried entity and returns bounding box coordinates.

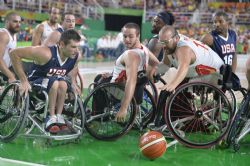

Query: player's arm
[115,51,140,122]
[147,37,161,58]
[160,46,192,92]
[43,31,61,46]
[147,49,160,82]
[231,52,237,73]
[10,46,50,81]
[231,33,238,73]
[0,31,16,82]
[31,24,44,46]
[154,48,172,77]
[200,33,213,47]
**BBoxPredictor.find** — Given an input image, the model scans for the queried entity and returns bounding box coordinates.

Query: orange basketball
[139,131,167,160]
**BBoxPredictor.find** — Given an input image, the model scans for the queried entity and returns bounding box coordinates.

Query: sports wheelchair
[147,65,247,148]
[226,91,250,152]
[0,81,85,143]
[83,73,157,141]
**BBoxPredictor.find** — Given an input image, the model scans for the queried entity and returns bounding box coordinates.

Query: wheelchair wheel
[83,83,137,141]
[164,82,232,148]
[224,88,247,114]
[134,87,157,129]
[226,93,250,147]
[62,95,85,135]
[145,80,158,102]
[0,83,29,142]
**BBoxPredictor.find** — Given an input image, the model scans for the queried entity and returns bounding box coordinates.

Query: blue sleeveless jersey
[210,29,236,65]
[28,46,78,80]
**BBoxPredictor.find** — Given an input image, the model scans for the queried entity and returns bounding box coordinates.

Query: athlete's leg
[48,80,59,116]
[55,80,67,115]
[46,80,60,133]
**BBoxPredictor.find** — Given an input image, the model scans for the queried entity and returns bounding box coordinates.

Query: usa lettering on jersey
[47,68,66,76]
[221,44,235,54]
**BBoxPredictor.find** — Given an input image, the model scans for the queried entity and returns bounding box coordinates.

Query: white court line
[0,157,45,166]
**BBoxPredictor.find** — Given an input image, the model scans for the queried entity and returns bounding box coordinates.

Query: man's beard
[8,27,19,34]
[164,47,175,55]
[151,28,159,34]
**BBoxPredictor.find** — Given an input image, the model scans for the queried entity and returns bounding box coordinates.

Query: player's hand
[115,109,127,122]
[72,83,82,96]
[8,76,16,83]
[159,83,176,92]
[19,81,31,97]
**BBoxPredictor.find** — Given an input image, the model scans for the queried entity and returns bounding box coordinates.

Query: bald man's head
[158,25,179,55]
[159,25,178,38]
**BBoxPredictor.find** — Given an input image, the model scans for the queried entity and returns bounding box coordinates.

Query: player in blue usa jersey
[10,29,81,134]
[201,11,237,73]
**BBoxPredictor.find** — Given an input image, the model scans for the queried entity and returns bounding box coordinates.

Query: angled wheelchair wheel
[134,87,157,130]
[0,83,29,142]
[83,83,137,141]
[164,82,232,148]
[224,88,247,114]
[145,80,158,102]
[226,93,250,147]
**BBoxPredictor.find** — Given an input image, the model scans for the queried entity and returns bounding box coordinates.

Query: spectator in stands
[43,12,76,46]
[147,11,175,61]
[78,30,90,59]
[114,32,126,58]
[32,6,61,46]
[0,12,21,83]
[201,11,238,73]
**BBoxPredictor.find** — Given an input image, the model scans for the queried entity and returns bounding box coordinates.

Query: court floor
[0,130,250,166]
[1,56,250,166]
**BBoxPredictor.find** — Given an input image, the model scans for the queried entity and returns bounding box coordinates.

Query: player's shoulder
[35,22,45,32]
[228,29,237,36]
[210,30,218,36]
[0,29,10,41]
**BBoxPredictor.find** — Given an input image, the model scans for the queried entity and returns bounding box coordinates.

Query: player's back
[175,34,224,77]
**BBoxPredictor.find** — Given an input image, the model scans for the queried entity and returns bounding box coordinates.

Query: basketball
[139,131,167,160]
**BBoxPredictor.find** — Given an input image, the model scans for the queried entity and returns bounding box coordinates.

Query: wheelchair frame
[0,81,85,143]
[226,92,250,151]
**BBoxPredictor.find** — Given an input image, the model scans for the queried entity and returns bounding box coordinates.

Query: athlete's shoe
[45,115,60,134]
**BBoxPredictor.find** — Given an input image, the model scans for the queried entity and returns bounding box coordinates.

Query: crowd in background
[1,0,249,59]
